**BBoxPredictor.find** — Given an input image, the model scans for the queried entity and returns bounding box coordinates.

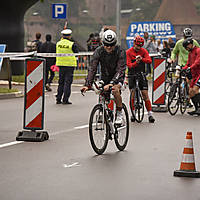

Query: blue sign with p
[52,3,67,19]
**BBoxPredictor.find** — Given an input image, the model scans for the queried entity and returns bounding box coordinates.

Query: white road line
[0,141,23,148]
[0,124,89,149]
[74,124,89,129]
[63,162,80,168]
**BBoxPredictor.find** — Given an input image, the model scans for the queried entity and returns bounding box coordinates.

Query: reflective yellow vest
[56,39,77,67]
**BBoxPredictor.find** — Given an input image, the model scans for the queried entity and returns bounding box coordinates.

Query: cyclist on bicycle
[169,28,199,108]
[126,35,155,123]
[182,38,200,116]
[81,30,126,124]
[169,28,199,67]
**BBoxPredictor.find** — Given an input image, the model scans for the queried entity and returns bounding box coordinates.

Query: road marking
[0,141,23,149]
[63,162,80,168]
[74,124,89,129]
[0,124,89,149]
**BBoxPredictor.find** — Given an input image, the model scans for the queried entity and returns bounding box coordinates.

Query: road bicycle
[167,68,189,115]
[83,81,129,155]
[165,60,175,98]
[128,73,145,123]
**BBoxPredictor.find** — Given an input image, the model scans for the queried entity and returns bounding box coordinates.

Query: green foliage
[194,1,200,15]
[0,88,18,93]
[12,75,25,83]
[128,0,161,21]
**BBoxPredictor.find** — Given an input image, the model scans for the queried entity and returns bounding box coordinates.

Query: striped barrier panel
[16,58,49,142]
[152,57,167,112]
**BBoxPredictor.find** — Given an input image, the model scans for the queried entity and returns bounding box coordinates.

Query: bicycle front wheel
[134,89,144,122]
[180,81,188,114]
[89,104,109,155]
[114,103,129,151]
[168,83,179,115]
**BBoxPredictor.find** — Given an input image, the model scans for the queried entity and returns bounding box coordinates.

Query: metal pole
[116,0,121,45]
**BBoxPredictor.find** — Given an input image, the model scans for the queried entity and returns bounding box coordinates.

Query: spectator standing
[161,41,171,58]
[143,32,151,76]
[87,33,94,51]
[90,32,102,51]
[144,34,157,76]
[40,34,56,91]
[56,29,79,104]
[33,32,42,52]
[168,37,176,49]
[156,39,163,53]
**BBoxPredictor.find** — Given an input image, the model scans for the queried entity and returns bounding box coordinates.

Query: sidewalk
[0,79,85,99]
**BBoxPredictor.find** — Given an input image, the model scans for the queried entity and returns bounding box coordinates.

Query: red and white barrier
[152,57,167,112]
[24,59,44,129]
[16,58,49,142]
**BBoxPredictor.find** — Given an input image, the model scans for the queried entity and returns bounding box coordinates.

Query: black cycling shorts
[128,73,148,90]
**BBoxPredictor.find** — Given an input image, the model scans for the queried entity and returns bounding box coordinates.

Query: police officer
[56,29,79,104]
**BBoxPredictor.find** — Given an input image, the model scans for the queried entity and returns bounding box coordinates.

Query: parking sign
[126,21,176,49]
[52,3,67,19]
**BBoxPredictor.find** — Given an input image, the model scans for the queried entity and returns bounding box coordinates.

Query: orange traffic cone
[174,132,200,178]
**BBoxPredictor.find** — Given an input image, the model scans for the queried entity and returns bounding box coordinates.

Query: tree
[0,0,39,75]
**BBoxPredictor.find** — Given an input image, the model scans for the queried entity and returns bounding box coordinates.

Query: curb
[0,91,23,99]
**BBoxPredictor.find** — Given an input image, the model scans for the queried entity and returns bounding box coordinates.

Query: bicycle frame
[98,90,116,135]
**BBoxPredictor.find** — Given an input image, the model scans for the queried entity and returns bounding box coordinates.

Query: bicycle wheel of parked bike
[180,81,188,114]
[168,83,179,115]
[130,89,144,123]
[89,104,109,155]
[114,103,129,151]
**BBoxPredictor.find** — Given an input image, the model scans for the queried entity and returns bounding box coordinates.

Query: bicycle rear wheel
[168,83,179,115]
[114,103,129,151]
[89,104,109,155]
[180,81,188,114]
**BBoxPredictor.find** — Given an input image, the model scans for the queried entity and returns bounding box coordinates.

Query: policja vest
[56,39,77,67]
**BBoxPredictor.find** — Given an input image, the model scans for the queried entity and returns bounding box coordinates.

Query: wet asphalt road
[0,83,200,200]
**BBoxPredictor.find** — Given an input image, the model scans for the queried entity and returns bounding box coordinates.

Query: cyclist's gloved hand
[185,67,192,80]
[81,86,89,95]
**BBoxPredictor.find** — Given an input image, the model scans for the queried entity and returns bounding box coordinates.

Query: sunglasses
[104,43,115,47]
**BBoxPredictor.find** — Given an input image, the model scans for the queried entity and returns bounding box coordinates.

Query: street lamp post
[116,0,121,45]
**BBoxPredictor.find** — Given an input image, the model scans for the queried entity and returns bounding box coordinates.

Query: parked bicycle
[82,80,129,155]
[167,68,189,115]
[128,73,145,123]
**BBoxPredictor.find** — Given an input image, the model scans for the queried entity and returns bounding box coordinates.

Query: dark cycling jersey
[85,45,126,87]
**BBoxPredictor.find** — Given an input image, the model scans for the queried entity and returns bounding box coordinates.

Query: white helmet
[61,29,72,35]
[102,30,117,46]
[183,28,192,38]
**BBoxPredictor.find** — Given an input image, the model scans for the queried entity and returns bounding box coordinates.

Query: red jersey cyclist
[182,38,200,115]
[126,36,155,123]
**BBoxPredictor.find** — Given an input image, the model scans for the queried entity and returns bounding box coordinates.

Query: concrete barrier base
[16,130,49,142]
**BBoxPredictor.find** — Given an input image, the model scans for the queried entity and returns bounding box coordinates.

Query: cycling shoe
[149,116,155,123]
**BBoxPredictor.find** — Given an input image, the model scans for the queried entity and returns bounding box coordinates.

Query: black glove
[185,67,192,80]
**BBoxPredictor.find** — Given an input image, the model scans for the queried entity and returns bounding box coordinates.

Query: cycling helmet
[182,37,193,49]
[183,28,193,38]
[134,36,144,47]
[102,30,117,46]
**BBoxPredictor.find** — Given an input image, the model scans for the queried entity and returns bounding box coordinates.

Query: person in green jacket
[169,28,200,66]
[56,29,79,104]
